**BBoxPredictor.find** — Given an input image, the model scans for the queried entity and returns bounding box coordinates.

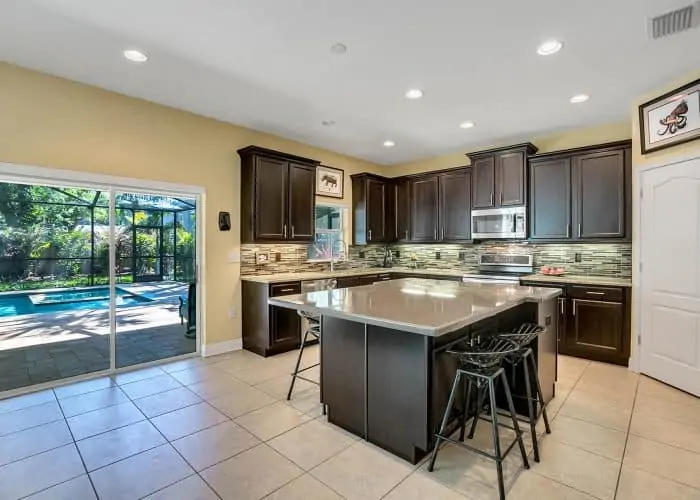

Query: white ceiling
[0,0,698,164]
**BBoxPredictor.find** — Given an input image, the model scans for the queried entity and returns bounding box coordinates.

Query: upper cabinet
[395,180,411,242]
[467,143,538,209]
[351,174,393,245]
[439,169,472,241]
[410,175,440,242]
[528,140,631,241]
[239,146,320,243]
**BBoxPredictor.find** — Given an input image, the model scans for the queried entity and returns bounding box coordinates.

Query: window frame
[307,203,347,262]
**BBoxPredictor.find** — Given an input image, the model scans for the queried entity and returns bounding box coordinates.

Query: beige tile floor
[1,348,699,499]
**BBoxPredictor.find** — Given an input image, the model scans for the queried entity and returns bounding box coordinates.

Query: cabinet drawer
[568,285,622,302]
[270,282,301,297]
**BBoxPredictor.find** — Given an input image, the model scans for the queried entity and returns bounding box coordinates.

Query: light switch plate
[228,250,241,263]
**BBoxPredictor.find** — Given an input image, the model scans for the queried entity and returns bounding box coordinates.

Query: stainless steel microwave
[471,206,527,239]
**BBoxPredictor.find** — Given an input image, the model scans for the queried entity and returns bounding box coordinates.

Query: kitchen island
[269,278,561,464]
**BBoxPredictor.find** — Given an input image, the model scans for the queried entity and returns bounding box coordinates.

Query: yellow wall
[385,121,632,177]
[0,62,380,348]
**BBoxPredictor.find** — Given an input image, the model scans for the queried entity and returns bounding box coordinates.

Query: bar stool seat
[287,311,324,415]
[428,336,529,500]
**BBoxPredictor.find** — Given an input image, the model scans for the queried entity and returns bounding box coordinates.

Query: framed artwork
[316,165,344,198]
[639,78,700,154]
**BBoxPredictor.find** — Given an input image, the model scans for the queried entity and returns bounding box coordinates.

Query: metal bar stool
[287,311,325,415]
[428,336,529,500]
[497,323,551,462]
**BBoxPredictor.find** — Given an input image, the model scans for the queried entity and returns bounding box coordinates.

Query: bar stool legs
[287,320,326,416]
[428,367,529,500]
[520,348,551,462]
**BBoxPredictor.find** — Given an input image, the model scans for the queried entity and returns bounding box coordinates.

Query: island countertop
[268,278,561,337]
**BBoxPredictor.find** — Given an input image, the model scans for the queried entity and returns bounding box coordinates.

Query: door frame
[0,161,206,397]
[632,149,700,373]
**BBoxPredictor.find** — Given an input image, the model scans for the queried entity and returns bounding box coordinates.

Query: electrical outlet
[395,251,401,258]
[228,308,236,319]
[435,251,441,260]
[359,250,366,258]
[575,252,582,263]
[458,251,466,261]
[255,252,269,264]
[275,252,281,262]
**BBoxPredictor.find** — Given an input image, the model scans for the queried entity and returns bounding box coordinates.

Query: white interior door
[640,155,700,396]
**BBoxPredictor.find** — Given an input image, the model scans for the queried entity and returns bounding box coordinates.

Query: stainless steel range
[462,253,533,284]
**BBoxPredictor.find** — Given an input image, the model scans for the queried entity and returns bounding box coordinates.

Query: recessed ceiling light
[123,49,148,63]
[405,89,424,99]
[570,94,590,103]
[459,121,475,129]
[330,43,347,55]
[383,140,395,147]
[322,120,336,126]
[537,39,563,56]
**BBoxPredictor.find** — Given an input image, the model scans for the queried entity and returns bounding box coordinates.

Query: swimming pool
[0,287,152,318]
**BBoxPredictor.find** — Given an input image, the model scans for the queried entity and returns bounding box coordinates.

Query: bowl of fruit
[540,266,565,276]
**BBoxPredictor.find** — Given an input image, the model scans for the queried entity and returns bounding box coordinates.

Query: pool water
[0,287,151,318]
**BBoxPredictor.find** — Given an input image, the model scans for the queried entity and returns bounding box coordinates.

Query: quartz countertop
[268,278,561,337]
[241,267,473,284]
[520,274,632,288]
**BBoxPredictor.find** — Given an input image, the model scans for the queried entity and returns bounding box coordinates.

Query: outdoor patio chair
[178,282,196,338]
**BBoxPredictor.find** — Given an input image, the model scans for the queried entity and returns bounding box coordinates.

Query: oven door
[471,207,526,239]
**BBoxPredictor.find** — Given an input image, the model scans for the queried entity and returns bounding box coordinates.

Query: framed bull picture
[316,165,344,198]
[639,78,700,155]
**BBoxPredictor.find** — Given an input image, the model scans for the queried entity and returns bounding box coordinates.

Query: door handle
[291,225,295,239]
[283,224,288,239]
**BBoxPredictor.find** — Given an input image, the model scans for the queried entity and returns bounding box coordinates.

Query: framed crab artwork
[639,78,700,154]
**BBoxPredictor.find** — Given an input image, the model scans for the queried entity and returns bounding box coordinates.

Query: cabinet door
[497,151,526,206]
[270,306,301,349]
[395,181,411,242]
[410,176,439,241]
[288,163,316,241]
[366,178,386,242]
[567,299,624,358]
[440,170,472,241]
[573,150,625,239]
[254,157,288,240]
[529,158,572,240]
[471,157,496,208]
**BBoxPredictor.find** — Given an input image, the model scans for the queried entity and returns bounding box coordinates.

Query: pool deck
[0,282,196,393]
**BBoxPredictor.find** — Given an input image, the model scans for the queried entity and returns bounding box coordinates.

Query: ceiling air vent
[648,2,700,39]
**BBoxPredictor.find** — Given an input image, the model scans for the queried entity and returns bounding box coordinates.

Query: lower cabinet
[522,281,631,366]
[242,281,301,357]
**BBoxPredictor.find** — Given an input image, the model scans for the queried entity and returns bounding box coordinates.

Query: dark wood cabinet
[528,140,631,242]
[288,163,316,241]
[529,158,572,239]
[395,180,411,242]
[439,169,472,241]
[467,143,537,210]
[471,157,496,208]
[410,176,440,241]
[521,280,631,366]
[239,146,319,243]
[351,174,392,245]
[573,150,626,239]
[242,280,302,357]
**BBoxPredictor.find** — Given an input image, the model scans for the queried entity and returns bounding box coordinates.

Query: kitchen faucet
[330,236,348,272]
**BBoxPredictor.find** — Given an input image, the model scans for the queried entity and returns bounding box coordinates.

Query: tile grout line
[612,375,641,500]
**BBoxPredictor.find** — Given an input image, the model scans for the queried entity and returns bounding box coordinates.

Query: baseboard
[202,338,242,357]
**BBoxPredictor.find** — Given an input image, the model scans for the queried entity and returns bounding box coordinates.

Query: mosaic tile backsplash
[241,242,632,278]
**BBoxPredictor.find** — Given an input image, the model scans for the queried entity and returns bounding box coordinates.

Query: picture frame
[316,165,344,199]
[639,77,700,155]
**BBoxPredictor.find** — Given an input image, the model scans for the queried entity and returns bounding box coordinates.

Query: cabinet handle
[499,192,503,205]
[566,223,570,237]
[291,225,295,239]
[586,291,605,296]
[559,298,565,314]
[405,229,409,240]
[283,224,288,239]
[434,229,438,240]
[490,193,494,206]
[278,288,296,293]
[573,300,577,316]
[578,223,582,238]
[368,229,372,241]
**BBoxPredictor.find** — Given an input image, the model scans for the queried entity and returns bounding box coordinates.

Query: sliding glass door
[113,191,198,369]
[0,178,200,395]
